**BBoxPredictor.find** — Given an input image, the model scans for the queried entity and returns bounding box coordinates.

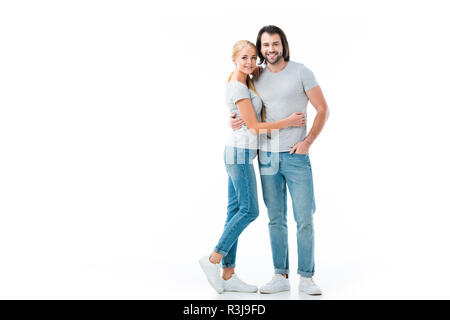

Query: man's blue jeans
[258,151,316,277]
[215,146,259,269]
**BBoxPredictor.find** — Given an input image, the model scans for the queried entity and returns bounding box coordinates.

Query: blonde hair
[227,40,266,122]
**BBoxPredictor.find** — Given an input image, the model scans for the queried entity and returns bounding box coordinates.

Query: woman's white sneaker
[198,256,224,294]
[223,274,258,293]
[259,274,290,294]
[299,276,322,295]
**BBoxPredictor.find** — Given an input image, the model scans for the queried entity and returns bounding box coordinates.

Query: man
[230,25,329,295]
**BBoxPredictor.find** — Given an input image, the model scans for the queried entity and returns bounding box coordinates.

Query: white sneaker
[223,274,258,293]
[199,255,224,294]
[299,276,322,295]
[259,274,290,294]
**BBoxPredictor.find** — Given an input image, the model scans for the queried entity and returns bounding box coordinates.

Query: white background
[1,0,450,299]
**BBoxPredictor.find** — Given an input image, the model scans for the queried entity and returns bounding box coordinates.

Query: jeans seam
[282,174,288,270]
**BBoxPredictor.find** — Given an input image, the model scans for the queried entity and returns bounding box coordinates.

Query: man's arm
[290,86,329,154]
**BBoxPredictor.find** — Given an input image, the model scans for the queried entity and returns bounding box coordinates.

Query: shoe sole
[224,289,258,293]
[199,259,224,294]
[259,288,290,294]
[299,288,322,295]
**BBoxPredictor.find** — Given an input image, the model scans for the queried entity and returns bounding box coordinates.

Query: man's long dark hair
[256,25,290,65]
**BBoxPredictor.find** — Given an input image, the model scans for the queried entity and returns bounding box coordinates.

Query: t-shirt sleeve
[300,65,319,92]
[228,82,251,104]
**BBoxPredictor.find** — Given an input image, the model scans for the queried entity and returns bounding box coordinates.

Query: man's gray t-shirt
[225,81,263,150]
[254,61,318,152]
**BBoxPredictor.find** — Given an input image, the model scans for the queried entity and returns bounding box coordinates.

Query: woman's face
[234,47,257,75]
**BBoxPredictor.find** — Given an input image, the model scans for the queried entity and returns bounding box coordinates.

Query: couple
[199,25,329,295]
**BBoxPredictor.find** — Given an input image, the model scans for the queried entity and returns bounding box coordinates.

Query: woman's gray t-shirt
[225,81,263,150]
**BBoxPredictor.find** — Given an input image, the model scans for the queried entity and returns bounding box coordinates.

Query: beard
[264,52,283,65]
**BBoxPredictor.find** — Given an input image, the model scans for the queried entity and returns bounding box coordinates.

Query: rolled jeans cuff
[214,248,228,257]
[222,263,236,269]
[298,270,314,277]
[275,268,290,275]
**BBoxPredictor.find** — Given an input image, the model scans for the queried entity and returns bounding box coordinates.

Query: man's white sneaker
[299,276,322,295]
[199,256,224,294]
[223,274,258,293]
[259,274,290,294]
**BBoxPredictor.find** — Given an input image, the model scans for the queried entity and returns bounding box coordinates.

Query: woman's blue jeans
[214,146,259,269]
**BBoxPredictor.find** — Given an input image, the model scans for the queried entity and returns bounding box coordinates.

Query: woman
[199,40,305,294]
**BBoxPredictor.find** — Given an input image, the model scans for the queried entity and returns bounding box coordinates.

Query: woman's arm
[235,98,305,134]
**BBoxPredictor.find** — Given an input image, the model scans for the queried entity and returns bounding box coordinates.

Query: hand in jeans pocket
[290,139,312,155]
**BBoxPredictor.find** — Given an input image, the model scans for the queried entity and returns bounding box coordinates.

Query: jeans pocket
[291,153,311,168]
[292,152,309,158]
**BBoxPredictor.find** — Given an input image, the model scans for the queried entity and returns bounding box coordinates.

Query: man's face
[260,32,283,65]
